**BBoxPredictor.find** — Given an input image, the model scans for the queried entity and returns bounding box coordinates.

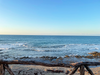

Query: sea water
[0,35,100,60]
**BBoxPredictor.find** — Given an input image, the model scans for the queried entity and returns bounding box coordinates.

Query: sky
[0,0,100,35]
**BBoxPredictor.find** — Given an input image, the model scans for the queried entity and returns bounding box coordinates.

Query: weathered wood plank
[4,64,14,75]
[80,65,84,75]
[84,65,94,75]
[0,64,5,75]
[0,60,99,75]
[75,62,100,66]
[69,66,79,75]
[0,60,100,67]
[0,60,71,67]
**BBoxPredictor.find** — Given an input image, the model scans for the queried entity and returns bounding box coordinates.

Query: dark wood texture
[84,65,94,75]
[0,64,5,75]
[80,65,84,75]
[69,66,79,75]
[0,60,71,67]
[0,60,100,75]
[4,64,14,75]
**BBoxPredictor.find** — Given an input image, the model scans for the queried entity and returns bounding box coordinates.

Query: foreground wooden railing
[0,60,100,75]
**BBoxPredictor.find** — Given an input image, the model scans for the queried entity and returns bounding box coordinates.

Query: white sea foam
[0,43,26,50]
[0,43,100,59]
[31,44,100,53]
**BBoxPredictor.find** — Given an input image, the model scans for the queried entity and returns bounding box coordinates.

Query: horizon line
[0,34,100,36]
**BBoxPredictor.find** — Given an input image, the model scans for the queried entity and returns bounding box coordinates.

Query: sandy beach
[4,64,100,75]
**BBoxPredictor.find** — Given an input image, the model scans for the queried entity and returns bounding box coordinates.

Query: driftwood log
[0,60,71,67]
[0,60,100,75]
[0,64,5,75]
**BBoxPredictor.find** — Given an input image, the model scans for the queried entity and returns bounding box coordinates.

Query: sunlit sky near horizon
[0,0,100,35]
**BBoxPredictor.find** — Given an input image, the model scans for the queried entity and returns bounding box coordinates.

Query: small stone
[77,69,80,72]
[34,73,38,75]
[65,70,69,74]
[65,55,69,58]
[44,69,47,71]
[69,69,72,71]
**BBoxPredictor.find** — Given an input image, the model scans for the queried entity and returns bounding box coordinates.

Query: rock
[53,57,57,59]
[45,56,49,58]
[40,56,45,58]
[65,70,69,74]
[84,56,94,59]
[58,57,63,60]
[20,57,30,59]
[49,57,55,60]
[88,52,99,54]
[44,69,47,71]
[88,52,100,57]
[40,56,57,60]
[47,69,64,73]
[75,55,82,58]
[64,55,69,58]
[69,69,72,71]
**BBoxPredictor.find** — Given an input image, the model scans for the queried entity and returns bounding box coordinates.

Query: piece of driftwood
[74,62,100,66]
[69,66,79,75]
[69,64,95,75]
[4,64,14,75]
[0,60,100,67]
[0,60,100,75]
[84,65,94,75]
[80,65,84,75]
[0,60,71,67]
[0,64,5,75]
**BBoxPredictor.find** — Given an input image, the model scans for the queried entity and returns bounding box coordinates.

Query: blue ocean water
[0,35,100,59]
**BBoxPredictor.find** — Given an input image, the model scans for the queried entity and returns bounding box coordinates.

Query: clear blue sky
[0,0,100,35]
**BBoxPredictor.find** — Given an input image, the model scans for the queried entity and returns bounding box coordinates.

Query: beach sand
[4,64,100,75]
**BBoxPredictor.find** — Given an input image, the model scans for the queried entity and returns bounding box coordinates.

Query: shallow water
[0,35,100,60]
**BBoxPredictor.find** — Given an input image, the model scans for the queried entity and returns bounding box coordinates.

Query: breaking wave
[0,43,27,50]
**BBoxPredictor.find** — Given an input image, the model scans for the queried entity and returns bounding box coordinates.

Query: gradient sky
[0,0,100,35]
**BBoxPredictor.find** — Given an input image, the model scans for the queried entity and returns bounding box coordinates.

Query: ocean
[0,35,100,60]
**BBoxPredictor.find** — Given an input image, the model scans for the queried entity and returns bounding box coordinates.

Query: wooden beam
[69,66,79,75]
[70,62,100,67]
[80,65,84,75]
[0,64,5,75]
[4,64,14,75]
[84,65,94,75]
[0,60,71,67]
[0,60,99,75]
[0,60,100,67]
[76,62,100,66]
